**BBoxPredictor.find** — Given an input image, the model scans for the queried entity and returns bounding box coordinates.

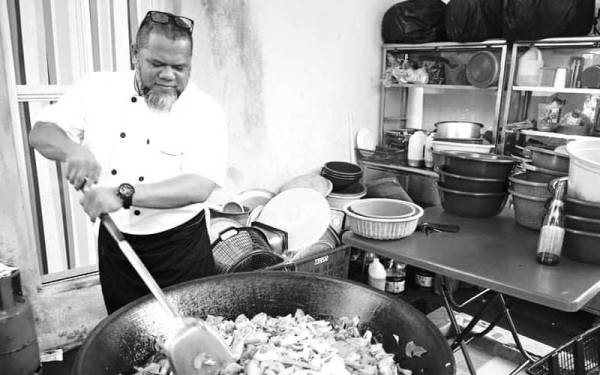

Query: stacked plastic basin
[509,146,569,230]
[562,140,600,264]
[434,151,516,217]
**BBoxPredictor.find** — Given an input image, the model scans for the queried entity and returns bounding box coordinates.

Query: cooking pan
[73,272,455,375]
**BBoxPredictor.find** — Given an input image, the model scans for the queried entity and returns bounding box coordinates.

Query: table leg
[441,286,478,375]
[440,285,539,375]
[498,293,537,364]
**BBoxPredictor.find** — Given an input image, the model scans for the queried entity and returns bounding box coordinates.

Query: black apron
[98,210,215,314]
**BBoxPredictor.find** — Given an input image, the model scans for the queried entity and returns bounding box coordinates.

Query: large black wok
[74,272,455,374]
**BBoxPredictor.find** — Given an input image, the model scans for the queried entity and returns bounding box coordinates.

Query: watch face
[118,183,135,197]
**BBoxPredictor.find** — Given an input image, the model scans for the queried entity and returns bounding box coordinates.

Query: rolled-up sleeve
[32,75,96,143]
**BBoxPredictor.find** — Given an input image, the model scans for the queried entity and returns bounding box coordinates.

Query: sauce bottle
[385,260,406,294]
[368,257,386,291]
[536,177,568,266]
[407,130,426,167]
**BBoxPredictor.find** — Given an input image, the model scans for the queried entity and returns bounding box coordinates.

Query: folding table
[343,206,600,374]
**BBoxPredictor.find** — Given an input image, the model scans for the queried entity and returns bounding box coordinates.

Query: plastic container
[266,245,351,279]
[516,46,544,86]
[368,257,386,291]
[566,139,600,203]
[527,324,600,375]
[407,130,426,167]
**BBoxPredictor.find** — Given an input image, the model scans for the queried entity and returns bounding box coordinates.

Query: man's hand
[79,186,122,222]
[65,145,101,189]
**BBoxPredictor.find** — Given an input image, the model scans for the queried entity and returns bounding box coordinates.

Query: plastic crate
[265,245,350,279]
[527,324,600,375]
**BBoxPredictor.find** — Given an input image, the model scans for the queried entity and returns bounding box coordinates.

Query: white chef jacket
[35,71,228,235]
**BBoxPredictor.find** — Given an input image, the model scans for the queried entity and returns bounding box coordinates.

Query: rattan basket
[343,200,424,240]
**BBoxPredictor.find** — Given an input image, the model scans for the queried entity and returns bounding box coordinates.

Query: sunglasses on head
[143,11,194,33]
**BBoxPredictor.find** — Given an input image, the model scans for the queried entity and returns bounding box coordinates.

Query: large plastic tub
[566,139,600,203]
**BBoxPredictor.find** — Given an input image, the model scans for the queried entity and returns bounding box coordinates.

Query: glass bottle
[385,260,406,294]
[537,177,568,266]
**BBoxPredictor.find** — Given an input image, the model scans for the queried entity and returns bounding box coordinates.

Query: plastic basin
[509,172,553,198]
[508,189,549,231]
[437,151,516,179]
[565,196,600,220]
[563,228,600,265]
[436,183,508,218]
[565,214,600,233]
[436,166,507,193]
[566,140,600,203]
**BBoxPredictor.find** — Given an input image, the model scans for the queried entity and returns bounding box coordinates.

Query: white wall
[182,0,398,194]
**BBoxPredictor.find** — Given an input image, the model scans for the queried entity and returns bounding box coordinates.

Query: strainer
[211,227,283,273]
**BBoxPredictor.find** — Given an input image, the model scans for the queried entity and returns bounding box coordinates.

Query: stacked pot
[562,140,600,264]
[509,146,569,230]
[434,151,516,217]
[321,161,367,234]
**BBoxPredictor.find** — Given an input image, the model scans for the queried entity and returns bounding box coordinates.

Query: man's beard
[144,88,178,112]
[135,68,180,112]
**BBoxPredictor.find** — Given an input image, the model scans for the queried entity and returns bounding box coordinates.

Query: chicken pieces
[133,310,411,375]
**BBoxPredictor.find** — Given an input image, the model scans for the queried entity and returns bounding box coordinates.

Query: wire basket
[265,245,351,279]
[211,227,283,273]
[527,324,600,375]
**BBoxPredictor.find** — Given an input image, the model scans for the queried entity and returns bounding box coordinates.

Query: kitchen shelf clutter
[368,37,600,172]
[502,36,600,156]
[379,40,508,149]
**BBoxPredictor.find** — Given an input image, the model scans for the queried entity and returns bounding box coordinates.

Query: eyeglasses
[142,11,194,33]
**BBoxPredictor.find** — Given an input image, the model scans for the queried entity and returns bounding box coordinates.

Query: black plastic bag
[445,0,502,42]
[503,0,595,41]
[382,0,447,44]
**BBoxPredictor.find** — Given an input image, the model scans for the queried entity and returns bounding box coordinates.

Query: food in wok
[133,309,419,374]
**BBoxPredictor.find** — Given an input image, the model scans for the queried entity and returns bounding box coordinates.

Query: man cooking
[29,10,228,314]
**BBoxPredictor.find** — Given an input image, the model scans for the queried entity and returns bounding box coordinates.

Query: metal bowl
[436,182,508,217]
[508,172,553,198]
[563,229,600,265]
[565,214,600,233]
[522,162,567,182]
[434,121,484,139]
[436,151,517,179]
[565,196,600,220]
[527,146,570,173]
[435,166,507,193]
[73,272,455,375]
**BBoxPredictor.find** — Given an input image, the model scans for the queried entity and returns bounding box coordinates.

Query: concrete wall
[0,0,397,349]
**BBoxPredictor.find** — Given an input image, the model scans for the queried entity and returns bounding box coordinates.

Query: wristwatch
[117,183,135,209]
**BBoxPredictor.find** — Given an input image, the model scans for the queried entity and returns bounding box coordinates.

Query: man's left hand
[79,186,122,222]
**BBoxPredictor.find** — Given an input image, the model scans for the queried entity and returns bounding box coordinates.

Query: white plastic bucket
[566,139,600,202]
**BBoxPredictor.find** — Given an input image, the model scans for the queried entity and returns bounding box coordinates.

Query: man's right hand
[65,145,101,189]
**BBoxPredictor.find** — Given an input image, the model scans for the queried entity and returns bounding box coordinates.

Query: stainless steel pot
[434,121,484,139]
